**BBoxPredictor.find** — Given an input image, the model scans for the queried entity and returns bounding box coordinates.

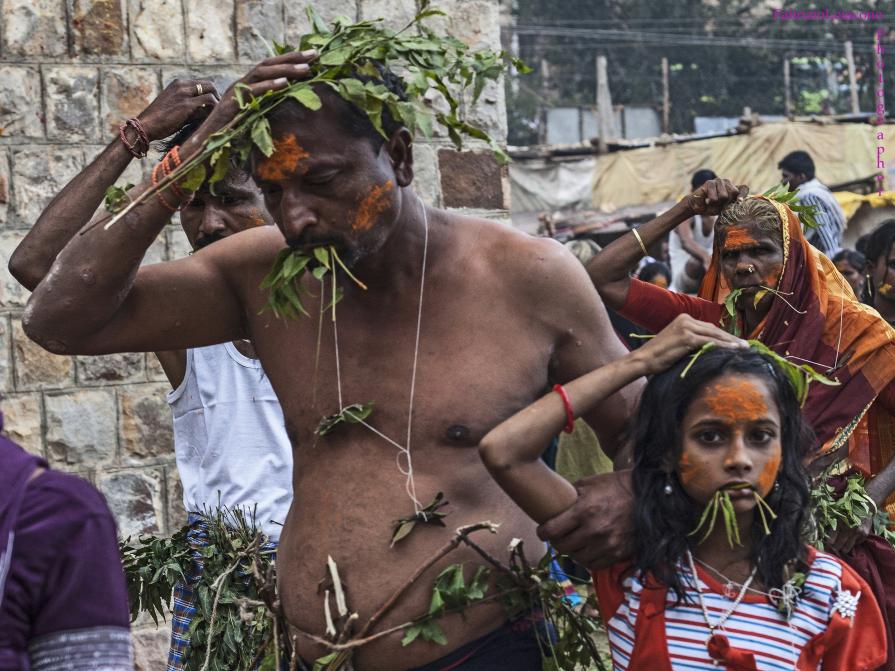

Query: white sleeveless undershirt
[166,343,293,541]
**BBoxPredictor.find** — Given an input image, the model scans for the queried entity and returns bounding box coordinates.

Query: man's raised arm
[22,52,314,355]
[8,79,218,291]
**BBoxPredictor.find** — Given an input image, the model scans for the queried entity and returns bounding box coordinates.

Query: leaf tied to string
[391,492,449,546]
[315,401,375,436]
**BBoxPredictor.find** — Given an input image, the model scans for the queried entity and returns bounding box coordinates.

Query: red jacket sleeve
[806,560,887,670]
[591,562,630,624]
[618,278,724,334]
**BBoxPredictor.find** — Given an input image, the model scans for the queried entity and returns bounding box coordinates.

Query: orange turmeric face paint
[723,227,758,250]
[256,135,310,182]
[704,378,769,423]
[353,180,394,231]
[248,208,265,227]
[677,373,783,508]
[757,452,781,496]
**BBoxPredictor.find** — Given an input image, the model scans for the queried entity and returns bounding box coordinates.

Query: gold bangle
[631,227,649,257]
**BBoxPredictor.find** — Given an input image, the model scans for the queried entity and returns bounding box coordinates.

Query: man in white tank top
[8,80,293,670]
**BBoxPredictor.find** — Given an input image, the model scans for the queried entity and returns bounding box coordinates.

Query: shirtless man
[21,51,638,670]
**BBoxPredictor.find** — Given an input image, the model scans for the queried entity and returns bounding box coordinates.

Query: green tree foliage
[505,0,891,144]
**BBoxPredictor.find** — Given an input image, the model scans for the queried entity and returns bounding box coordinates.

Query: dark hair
[156,119,204,157]
[832,249,866,271]
[631,347,812,604]
[777,150,815,180]
[856,233,870,256]
[863,220,895,264]
[638,261,671,285]
[691,169,717,190]
[268,62,409,151]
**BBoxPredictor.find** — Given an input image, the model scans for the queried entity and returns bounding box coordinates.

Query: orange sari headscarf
[698,196,895,474]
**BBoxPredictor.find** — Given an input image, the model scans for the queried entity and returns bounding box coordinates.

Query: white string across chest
[330,203,430,516]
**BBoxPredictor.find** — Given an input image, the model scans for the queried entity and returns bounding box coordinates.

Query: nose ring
[746,265,756,274]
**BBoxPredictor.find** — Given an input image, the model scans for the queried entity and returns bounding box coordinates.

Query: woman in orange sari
[589,178,895,666]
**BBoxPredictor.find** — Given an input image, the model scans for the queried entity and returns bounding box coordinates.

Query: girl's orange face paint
[353,180,394,231]
[677,374,783,508]
[256,135,310,182]
[704,378,769,423]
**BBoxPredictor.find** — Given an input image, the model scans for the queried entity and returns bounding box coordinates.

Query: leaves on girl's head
[315,401,375,436]
[103,183,134,214]
[747,339,839,406]
[680,341,715,378]
[390,492,449,546]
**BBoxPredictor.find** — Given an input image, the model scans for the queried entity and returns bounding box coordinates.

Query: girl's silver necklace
[686,550,757,637]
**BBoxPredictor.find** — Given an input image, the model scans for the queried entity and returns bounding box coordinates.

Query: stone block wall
[0,0,506,666]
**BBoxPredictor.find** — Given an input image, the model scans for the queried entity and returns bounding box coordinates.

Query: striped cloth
[166,515,278,671]
[795,178,846,257]
[606,551,844,670]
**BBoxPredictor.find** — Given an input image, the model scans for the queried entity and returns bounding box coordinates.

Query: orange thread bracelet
[552,384,575,434]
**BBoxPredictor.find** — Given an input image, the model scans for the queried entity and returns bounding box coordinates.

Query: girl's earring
[773,480,780,492]
[663,476,673,496]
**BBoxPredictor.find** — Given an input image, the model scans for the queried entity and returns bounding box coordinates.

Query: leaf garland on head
[762,182,821,230]
[100,2,528,228]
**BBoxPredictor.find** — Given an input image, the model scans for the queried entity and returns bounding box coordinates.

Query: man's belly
[277,451,544,671]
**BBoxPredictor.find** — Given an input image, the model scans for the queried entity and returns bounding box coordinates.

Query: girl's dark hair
[631,346,813,603]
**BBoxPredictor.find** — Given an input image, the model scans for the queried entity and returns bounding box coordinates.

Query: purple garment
[0,428,131,670]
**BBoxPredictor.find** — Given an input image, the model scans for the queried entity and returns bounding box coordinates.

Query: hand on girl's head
[638,314,747,376]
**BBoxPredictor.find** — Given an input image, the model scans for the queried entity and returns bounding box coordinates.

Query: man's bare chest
[249,291,555,451]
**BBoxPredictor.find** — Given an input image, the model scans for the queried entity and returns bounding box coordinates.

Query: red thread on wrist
[552,384,575,434]
[118,118,149,158]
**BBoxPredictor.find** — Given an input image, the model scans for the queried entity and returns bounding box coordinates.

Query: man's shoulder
[440,210,578,276]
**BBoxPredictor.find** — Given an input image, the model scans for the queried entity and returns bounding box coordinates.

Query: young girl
[479,314,886,670]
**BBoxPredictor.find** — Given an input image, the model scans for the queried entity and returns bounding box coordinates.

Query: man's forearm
[22,175,184,350]
[9,136,137,290]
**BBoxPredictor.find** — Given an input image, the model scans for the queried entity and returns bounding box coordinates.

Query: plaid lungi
[166,514,278,671]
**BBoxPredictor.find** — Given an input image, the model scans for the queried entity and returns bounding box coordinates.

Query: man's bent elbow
[7,251,41,292]
[21,303,71,355]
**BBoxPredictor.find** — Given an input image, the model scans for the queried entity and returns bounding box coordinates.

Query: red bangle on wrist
[552,384,575,434]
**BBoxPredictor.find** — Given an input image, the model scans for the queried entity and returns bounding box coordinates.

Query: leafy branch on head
[98,3,528,234]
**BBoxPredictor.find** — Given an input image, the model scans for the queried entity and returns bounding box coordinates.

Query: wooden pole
[783,57,793,117]
[595,54,614,152]
[661,56,670,134]
[845,40,860,113]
